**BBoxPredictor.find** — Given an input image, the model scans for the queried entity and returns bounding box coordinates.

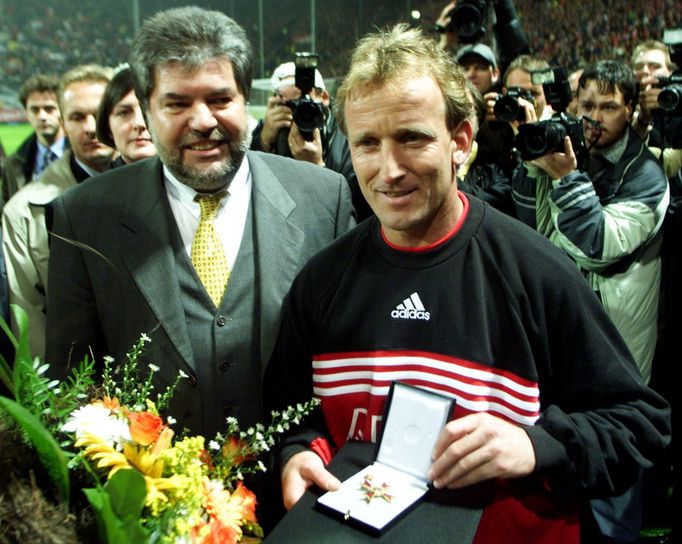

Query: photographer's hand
[637,75,662,126]
[260,95,293,152]
[427,412,536,489]
[484,91,499,123]
[288,123,325,166]
[436,1,458,50]
[509,97,537,134]
[530,136,577,179]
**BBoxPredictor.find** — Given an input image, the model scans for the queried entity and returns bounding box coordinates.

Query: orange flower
[128,411,166,446]
[221,437,254,465]
[201,480,258,543]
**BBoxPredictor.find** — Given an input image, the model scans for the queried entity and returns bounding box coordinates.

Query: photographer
[512,62,669,542]
[251,62,371,220]
[631,39,682,148]
[512,60,670,541]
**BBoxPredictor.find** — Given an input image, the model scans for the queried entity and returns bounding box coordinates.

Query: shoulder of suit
[247,150,345,186]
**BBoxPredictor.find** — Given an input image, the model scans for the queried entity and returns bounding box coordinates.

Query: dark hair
[129,6,253,112]
[96,67,135,148]
[579,60,638,107]
[19,74,59,108]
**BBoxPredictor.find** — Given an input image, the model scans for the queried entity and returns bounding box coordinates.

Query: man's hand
[436,2,457,50]
[509,97,538,134]
[529,136,578,179]
[427,412,536,489]
[260,95,293,152]
[288,123,325,166]
[484,91,499,123]
[637,75,663,125]
[281,451,341,510]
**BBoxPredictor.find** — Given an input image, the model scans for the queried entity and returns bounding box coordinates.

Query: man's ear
[492,68,500,85]
[320,89,331,107]
[452,118,474,166]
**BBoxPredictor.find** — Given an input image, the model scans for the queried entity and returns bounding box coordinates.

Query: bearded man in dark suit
[45,6,355,438]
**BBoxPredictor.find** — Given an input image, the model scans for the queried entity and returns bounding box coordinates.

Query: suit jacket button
[216,315,227,327]
[187,375,198,387]
[220,361,232,371]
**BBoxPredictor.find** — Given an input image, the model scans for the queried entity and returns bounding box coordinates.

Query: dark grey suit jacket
[45,151,355,431]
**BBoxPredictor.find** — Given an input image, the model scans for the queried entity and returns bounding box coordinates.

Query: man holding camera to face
[250,61,371,220]
[512,60,669,543]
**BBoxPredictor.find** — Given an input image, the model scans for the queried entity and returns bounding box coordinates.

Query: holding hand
[281,450,341,510]
[288,123,325,166]
[530,136,578,179]
[427,412,536,489]
[260,95,293,152]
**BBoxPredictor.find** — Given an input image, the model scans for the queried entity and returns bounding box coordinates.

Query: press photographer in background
[250,56,371,220]
[511,60,669,543]
[630,32,682,149]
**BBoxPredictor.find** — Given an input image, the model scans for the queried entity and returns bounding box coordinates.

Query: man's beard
[152,125,249,192]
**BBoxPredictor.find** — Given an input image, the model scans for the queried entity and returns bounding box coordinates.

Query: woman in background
[96,66,156,167]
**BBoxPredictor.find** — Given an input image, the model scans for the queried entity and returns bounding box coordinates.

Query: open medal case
[316,382,456,536]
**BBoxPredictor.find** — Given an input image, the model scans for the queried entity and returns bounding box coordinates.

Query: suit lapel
[118,159,195,369]
[249,153,305,370]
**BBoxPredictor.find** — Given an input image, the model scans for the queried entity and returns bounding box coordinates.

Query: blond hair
[57,65,113,113]
[335,24,472,134]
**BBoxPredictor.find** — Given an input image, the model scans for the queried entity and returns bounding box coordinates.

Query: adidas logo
[391,292,431,321]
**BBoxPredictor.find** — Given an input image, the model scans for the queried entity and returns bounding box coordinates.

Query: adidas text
[391,308,431,320]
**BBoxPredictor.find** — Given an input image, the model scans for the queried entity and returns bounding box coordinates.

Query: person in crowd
[45,7,355,440]
[567,68,583,117]
[512,59,669,543]
[501,54,553,122]
[1,75,67,209]
[457,81,514,213]
[455,43,500,94]
[2,65,114,359]
[265,25,670,543]
[631,39,682,148]
[250,62,370,221]
[95,66,156,167]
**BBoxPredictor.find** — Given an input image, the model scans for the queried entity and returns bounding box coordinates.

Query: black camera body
[655,28,682,116]
[514,68,588,171]
[494,87,534,122]
[443,0,489,43]
[284,52,324,141]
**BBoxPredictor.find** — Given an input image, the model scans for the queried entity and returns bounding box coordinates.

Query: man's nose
[380,141,405,182]
[84,114,97,135]
[188,102,218,132]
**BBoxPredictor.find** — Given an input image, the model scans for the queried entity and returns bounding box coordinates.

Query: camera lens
[658,86,682,112]
[494,95,521,123]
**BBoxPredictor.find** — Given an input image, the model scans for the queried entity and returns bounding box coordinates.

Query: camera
[494,87,534,122]
[439,0,489,43]
[514,68,588,170]
[284,52,324,141]
[656,28,682,116]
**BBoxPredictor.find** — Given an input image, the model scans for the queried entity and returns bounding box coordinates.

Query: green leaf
[84,477,149,544]
[104,469,147,519]
[9,306,35,402]
[0,396,70,503]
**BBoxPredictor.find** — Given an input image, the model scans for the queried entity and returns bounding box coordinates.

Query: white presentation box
[316,382,456,536]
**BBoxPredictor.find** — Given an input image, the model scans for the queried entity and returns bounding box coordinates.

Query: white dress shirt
[163,158,252,271]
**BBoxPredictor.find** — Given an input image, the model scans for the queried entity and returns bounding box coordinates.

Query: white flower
[167,416,177,425]
[103,355,115,364]
[61,404,130,445]
[140,333,151,343]
[257,460,267,472]
[179,369,189,379]
[209,440,220,451]
[148,363,160,373]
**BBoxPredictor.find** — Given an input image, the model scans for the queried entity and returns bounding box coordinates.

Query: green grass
[0,123,33,156]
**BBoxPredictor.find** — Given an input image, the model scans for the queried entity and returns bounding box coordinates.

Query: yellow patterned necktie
[192,191,229,307]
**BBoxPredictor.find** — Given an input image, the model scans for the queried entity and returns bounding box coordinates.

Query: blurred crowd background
[1,0,681,103]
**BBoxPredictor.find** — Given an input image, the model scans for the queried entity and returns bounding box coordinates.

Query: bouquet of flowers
[0,308,317,543]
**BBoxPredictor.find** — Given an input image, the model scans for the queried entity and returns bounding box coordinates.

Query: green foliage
[83,469,149,544]
[0,396,70,503]
[0,305,97,436]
